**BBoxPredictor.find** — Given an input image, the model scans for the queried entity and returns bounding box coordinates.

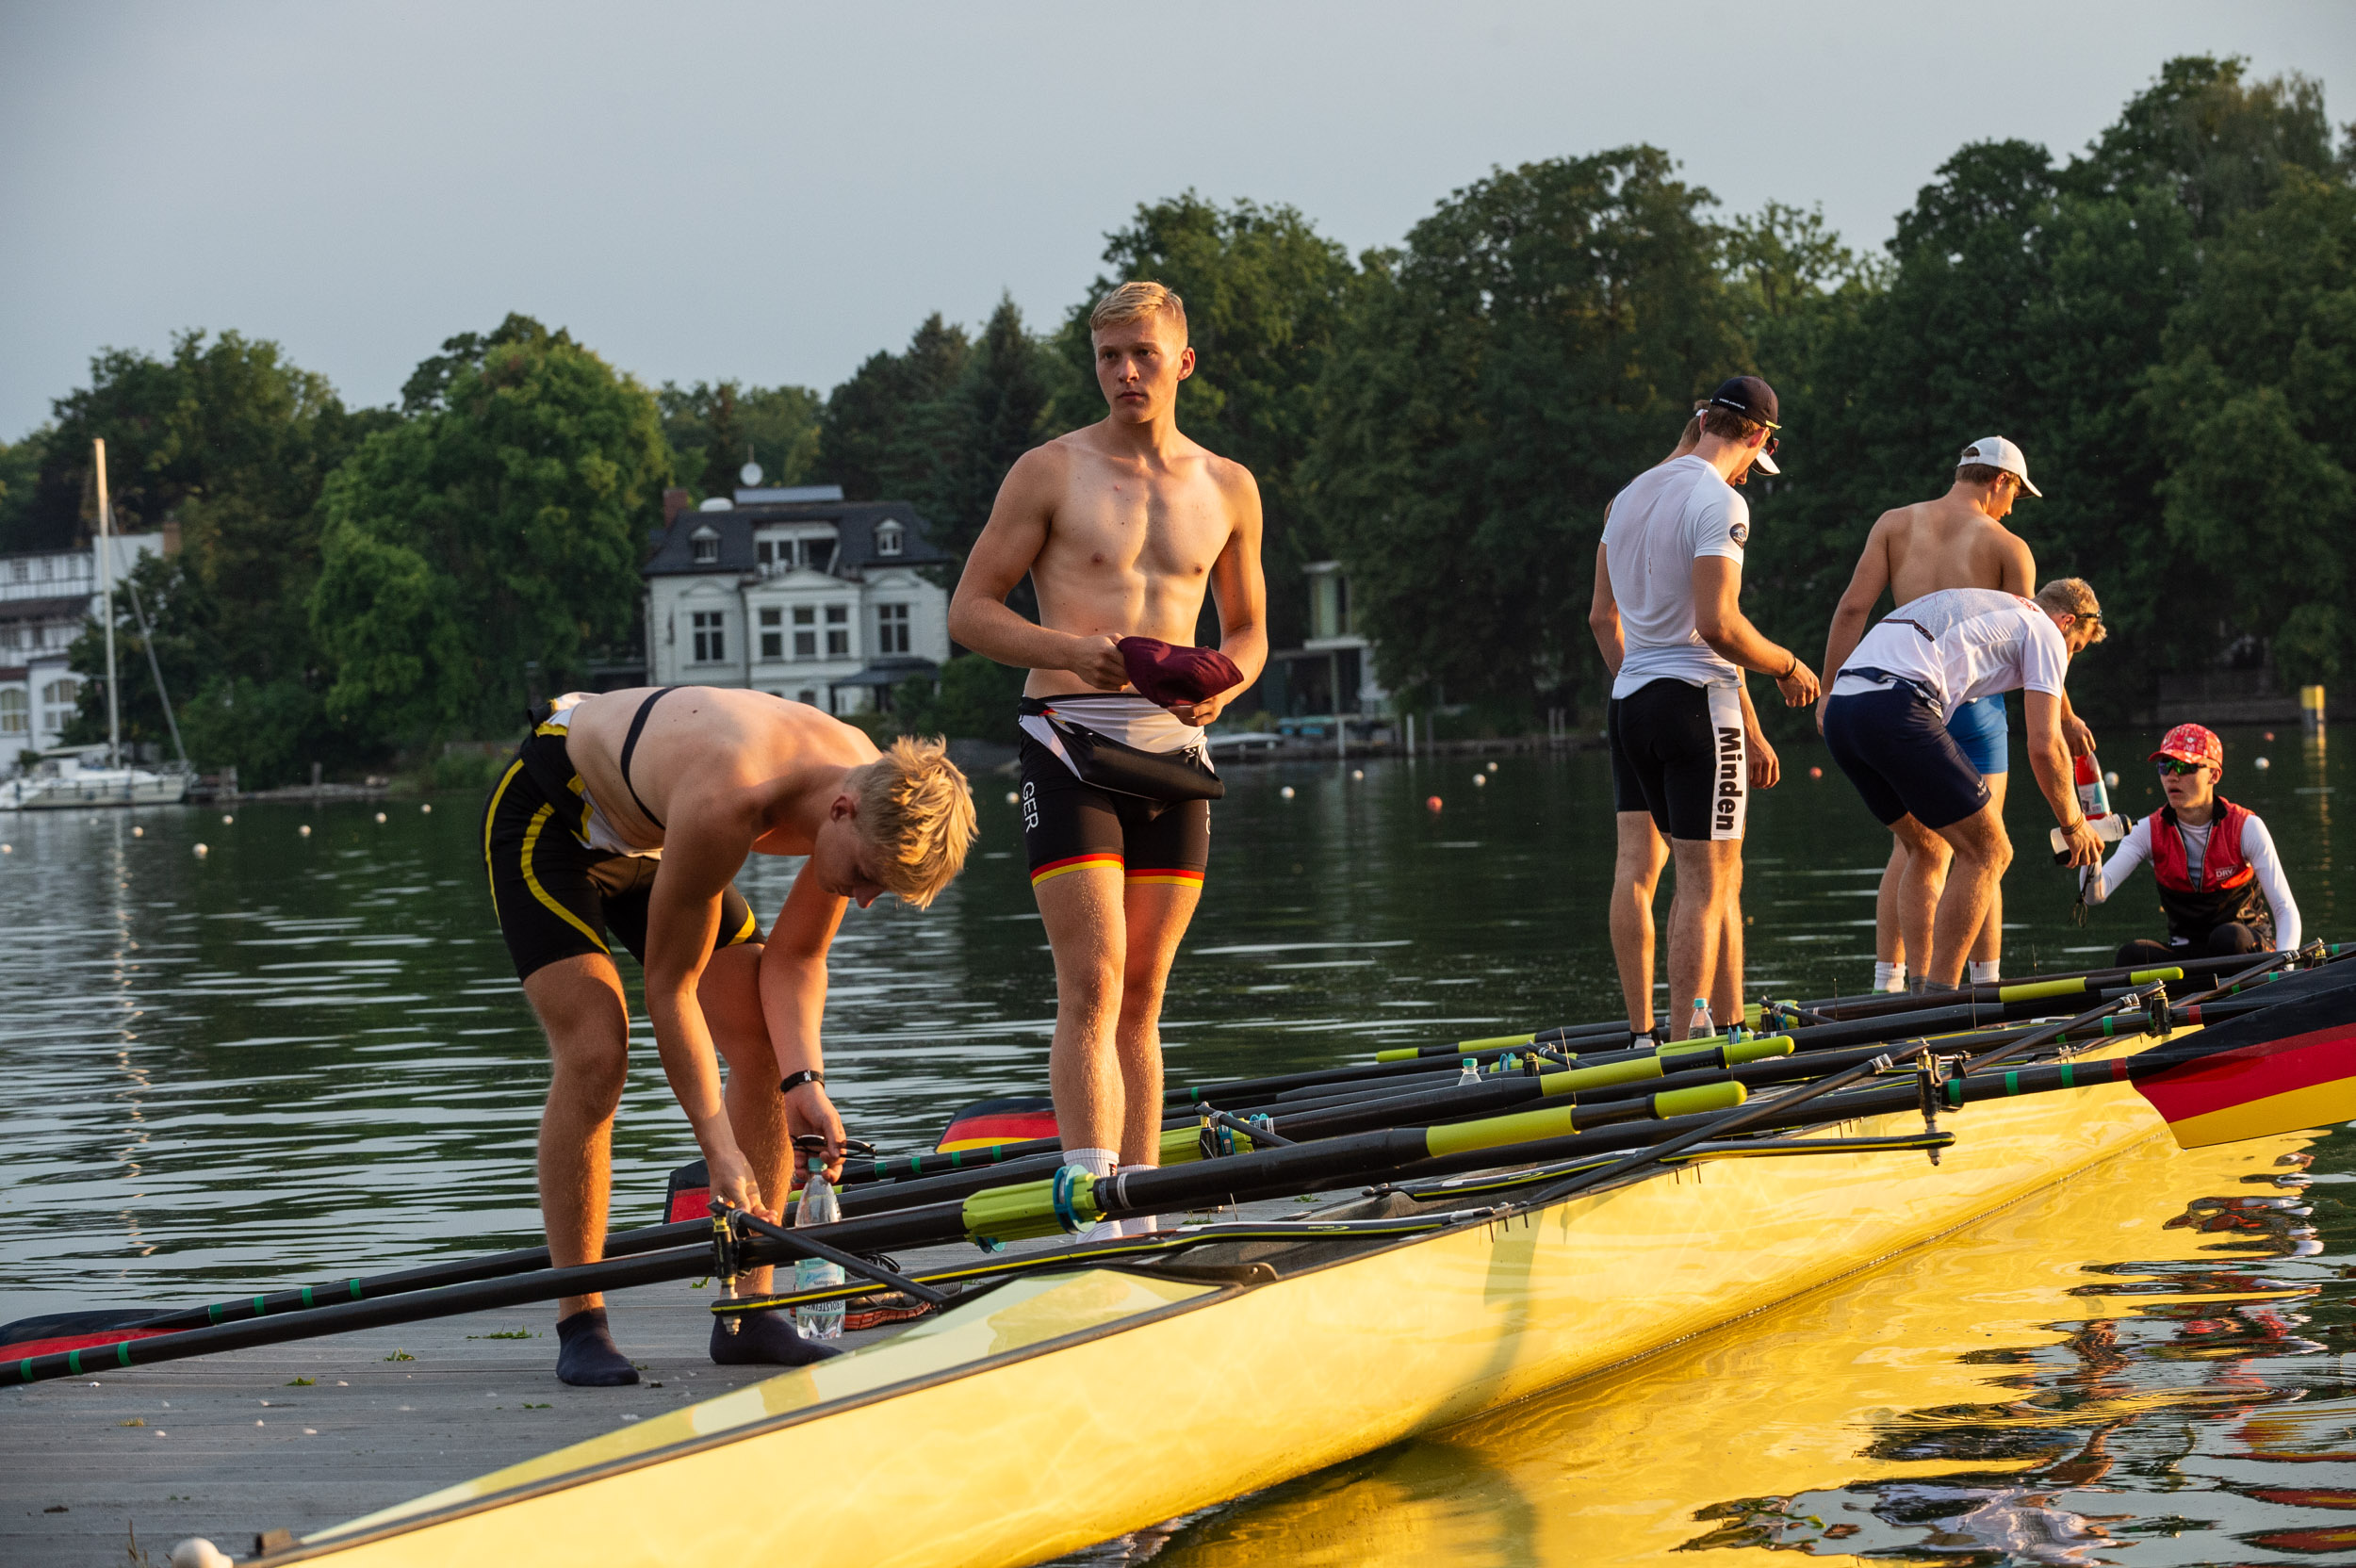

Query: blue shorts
[1824,686,1993,831]
[1945,694,2008,775]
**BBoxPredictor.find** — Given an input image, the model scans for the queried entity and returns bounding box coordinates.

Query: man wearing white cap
[1819,436,2088,991]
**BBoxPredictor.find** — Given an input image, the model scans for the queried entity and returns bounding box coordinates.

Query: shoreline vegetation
[0,56,2347,790]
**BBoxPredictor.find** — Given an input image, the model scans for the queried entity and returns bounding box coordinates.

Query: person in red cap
[2079,724,2299,963]
[949,280,1267,1238]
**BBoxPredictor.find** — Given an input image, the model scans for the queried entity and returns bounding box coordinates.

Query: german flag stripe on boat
[937,1096,1059,1152]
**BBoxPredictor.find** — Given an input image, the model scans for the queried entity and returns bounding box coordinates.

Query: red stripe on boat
[2135,1022,2356,1123]
[666,1186,712,1225]
[0,1328,169,1360]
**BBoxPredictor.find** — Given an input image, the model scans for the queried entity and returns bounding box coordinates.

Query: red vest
[2149,797,2269,945]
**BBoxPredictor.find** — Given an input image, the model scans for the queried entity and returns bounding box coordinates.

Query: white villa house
[0,531,167,767]
[642,485,952,711]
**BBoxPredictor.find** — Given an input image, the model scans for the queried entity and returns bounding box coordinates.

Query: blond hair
[1088,280,1187,339]
[849,736,976,907]
[2035,578,2106,645]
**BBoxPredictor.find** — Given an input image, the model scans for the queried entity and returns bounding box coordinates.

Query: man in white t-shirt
[1589,377,1819,1040]
[1822,579,2108,989]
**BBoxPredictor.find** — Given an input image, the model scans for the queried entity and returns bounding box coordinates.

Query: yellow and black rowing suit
[483,689,761,982]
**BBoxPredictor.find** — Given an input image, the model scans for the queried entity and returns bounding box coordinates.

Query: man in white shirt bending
[1822,580,2108,990]
[1589,377,1819,1040]
[2080,723,2299,963]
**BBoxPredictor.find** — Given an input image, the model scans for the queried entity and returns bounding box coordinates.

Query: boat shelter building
[0,531,166,768]
[642,486,953,712]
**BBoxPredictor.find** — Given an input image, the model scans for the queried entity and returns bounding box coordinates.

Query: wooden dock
[1,1277,902,1566]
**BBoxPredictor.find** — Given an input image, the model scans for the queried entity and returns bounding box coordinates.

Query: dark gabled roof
[644,498,954,579]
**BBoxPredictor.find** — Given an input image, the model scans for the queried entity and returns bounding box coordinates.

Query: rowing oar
[16,968,2344,1388]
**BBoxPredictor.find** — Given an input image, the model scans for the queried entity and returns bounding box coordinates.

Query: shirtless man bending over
[949,281,1268,1232]
[1818,437,2090,990]
[483,690,974,1383]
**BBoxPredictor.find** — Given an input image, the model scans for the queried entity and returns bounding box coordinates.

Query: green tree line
[0,55,2343,782]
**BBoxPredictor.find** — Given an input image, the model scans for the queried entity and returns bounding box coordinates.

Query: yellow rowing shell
[282,1039,2187,1567]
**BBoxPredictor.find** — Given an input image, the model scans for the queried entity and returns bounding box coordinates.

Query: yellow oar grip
[1455,1033,1537,1053]
[1160,1124,1205,1165]
[1423,1104,1581,1159]
[1999,976,2086,1003]
[1374,1048,1421,1063]
[1655,1081,1746,1118]
[1742,1001,1764,1026]
[1658,1034,1793,1065]
[2128,966,2184,985]
[962,1169,1099,1247]
[1539,1056,1663,1098]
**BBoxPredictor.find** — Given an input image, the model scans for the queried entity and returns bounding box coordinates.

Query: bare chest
[1042,468,1231,583]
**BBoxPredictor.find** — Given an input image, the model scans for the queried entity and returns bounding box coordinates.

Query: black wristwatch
[778,1070,826,1094]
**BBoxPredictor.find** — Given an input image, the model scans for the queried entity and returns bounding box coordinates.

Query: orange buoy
[1425,795,1444,812]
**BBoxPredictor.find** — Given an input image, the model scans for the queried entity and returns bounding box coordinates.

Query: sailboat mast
[93,437,122,768]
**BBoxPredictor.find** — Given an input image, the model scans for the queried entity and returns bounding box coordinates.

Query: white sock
[1063,1147,1117,1179]
[1081,1220,1123,1244]
[1874,961,1906,993]
[1969,960,2001,985]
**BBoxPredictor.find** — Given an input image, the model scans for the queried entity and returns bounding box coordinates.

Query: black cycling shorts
[1018,735,1209,893]
[1607,678,1747,841]
[483,742,761,982]
[1823,684,1993,831]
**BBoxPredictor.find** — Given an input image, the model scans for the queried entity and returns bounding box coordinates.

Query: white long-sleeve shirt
[2083,810,2300,950]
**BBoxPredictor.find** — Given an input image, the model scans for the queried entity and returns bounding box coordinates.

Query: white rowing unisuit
[1602,455,1748,698]
[2081,812,2302,950]
[1829,587,2068,714]
[537,694,661,858]
[1020,693,1209,781]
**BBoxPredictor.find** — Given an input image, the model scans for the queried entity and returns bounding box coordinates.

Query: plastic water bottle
[2052,754,2133,862]
[1689,998,1715,1040]
[792,1171,845,1340]
[1457,1056,1481,1086]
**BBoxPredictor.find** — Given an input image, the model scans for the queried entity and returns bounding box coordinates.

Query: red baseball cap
[2150,724,2223,772]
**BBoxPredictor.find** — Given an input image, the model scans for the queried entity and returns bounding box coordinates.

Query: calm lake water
[3,722,2350,1565]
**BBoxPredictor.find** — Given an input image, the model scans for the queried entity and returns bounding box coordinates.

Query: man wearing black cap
[1589,377,1818,1040]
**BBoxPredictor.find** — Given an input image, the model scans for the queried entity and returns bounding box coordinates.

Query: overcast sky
[2,2,2348,439]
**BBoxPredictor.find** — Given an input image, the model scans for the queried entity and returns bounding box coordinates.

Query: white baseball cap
[1958,435,2042,498]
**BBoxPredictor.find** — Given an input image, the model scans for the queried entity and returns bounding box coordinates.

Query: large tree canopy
[312,316,670,739]
[1305,147,1753,711]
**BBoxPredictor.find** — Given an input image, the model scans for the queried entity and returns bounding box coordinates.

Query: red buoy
[1425,795,1444,812]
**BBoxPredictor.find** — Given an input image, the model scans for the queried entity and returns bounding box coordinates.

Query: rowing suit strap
[618,687,680,829]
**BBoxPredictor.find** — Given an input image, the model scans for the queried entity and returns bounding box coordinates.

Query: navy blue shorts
[1824,686,1993,831]
[1945,694,2008,775]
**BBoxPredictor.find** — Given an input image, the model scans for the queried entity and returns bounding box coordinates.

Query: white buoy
[1350,769,1364,781]
[1280,786,1296,799]
[170,1538,235,1568]
[1472,774,1487,788]
[193,843,208,858]
[2102,772,2119,789]
[2,844,12,854]
[221,814,235,825]
[374,811,387,824]
[1005,792,1020,806]
[131,825,144,838]
[2255,757,2272,770]
[299,825,312,838]
[1486,761,1498,773]
[420,803,432,814]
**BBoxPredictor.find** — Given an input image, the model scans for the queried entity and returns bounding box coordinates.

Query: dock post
[2301,684,2326,736]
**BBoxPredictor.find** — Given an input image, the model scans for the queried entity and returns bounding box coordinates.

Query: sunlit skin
[528,686,888,1315]
[949,306,1268,1168]
[1588,417,1816,1037]
[2157,756,2222,825]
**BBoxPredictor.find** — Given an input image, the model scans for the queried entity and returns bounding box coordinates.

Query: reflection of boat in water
[0,743,191,808]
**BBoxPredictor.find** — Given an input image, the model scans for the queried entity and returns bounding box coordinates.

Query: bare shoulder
[1201,446,1261,513]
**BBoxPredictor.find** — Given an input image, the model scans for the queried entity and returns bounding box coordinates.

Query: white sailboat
[0,438,192,810]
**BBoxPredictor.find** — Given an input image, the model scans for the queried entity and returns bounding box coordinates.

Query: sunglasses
[2156,758,2208,776]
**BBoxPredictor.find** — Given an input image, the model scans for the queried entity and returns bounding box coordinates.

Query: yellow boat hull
[285,1044,2190,1567]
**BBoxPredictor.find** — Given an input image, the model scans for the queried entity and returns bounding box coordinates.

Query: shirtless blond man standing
[1818,437,2087,990]
[949,282,1267,1229]
[483,689,974,1382]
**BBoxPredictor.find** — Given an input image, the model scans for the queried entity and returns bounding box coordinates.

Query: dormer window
[691,526,720,565]
[875,520,905,557]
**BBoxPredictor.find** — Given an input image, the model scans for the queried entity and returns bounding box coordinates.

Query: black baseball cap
[1706,376,1778,427]
[1705,376,1779,474]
